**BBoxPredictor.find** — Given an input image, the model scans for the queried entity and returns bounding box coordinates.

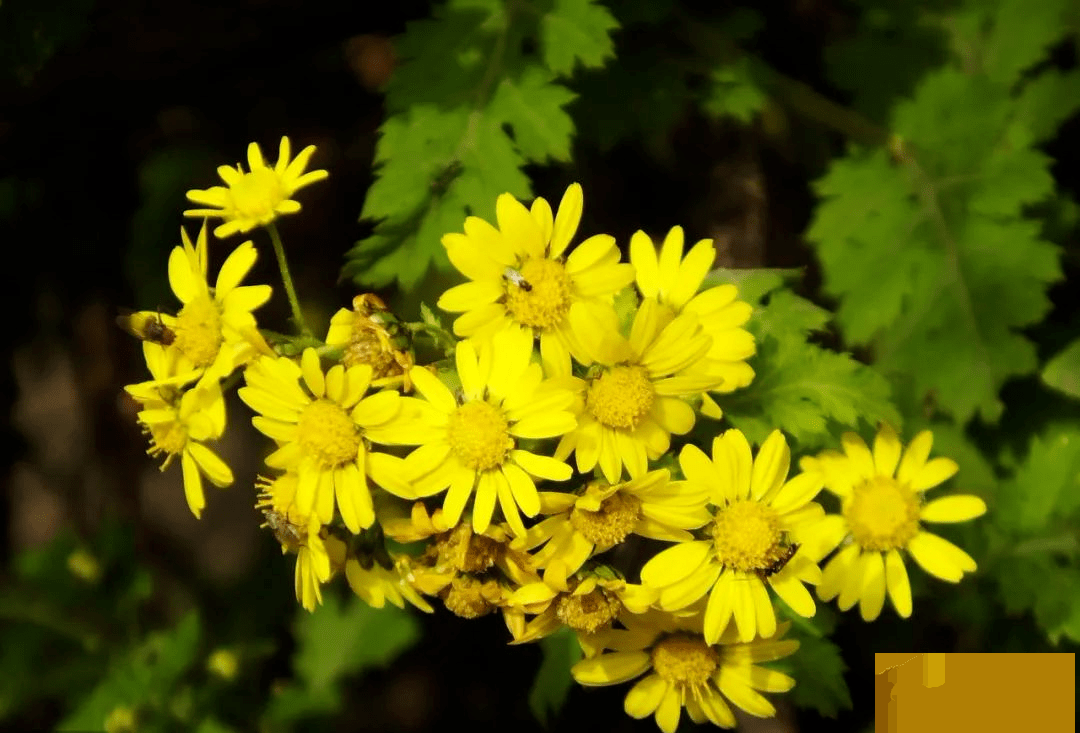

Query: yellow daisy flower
[325,293,414,389]
[402,328,578,536]
[256,473,331,612]
[641,429,825,644]
[185,136,328,238]
[554,298,721,484]
[127,357,233,519]
[799,424,987,621]
[629,226,755,418]
[141,221,272,382]
[519,469,711,589]
[436,183,634,376]
[572,611,799,733]
[505,570,656,645]
[238,347,426,534]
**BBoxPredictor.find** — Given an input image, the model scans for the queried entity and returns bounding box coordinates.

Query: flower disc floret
[556,586,623,634]
[844,475,921,551]
[504,258,574,330]
[711,500,782,574]
[651,633,719,694]
[570,492,643,547]
[447,401,514,471]
[173,295,223,368]
[586,366,655,430]
[297,400,361,468]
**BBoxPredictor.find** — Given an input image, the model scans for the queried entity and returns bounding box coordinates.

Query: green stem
[266,222,310,337]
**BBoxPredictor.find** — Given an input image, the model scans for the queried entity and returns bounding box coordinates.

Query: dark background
[2,0,1078,731]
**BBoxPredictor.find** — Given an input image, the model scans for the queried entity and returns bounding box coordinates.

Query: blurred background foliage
[1,0,1079,731]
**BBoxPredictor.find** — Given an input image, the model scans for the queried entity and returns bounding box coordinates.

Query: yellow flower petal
[884,548,912,618]
[920,494,987,523]
[910,457,959,491]
[859,551,887,621]
[750,429,790,502]
[300,349,325,398]
[550,183,583,258]
[654,686,681,733]
[896,430,934,483]
[704,575,736,644]
[669,238,715,309]
[907,531,976,581]
[442,468,476,526]
[641,541,713,588]
[624,674,668,719]
[770,572,816,618]
[630,230,660,298]
[180,451,206,519]
[572,651,651,686]
[873,423,903,477]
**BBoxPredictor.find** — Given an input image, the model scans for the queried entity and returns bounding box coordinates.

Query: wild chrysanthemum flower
[572,611,799,733]
[139,222,272,382]
[256,473,330,612]
[239,348,426,533]
[402,328,578,536]
[184,136,328,238]
[325,293,414,389]
[127,357,233,519]
[641,429,825,644]
[519,469,711,588]
[629,226,755,418]
[382,502,537,587]
[436,183,634,376]
[799,424,986,621]
[505,571,655,644]
[554,298,721,484]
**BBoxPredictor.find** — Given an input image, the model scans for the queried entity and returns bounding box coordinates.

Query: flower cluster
[121,142,987,733]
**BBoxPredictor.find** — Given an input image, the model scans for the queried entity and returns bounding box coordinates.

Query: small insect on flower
[261,508,303,550]
[117,309,176,346]
[502,266,532,292]
[756,542,799,580]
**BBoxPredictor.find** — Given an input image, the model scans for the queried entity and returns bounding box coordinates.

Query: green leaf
[59,613,201,730]
[488,68,577,163]
[982,0,1072,87]
[1042,339,1080,399]
[703,58,768,124]
[723,289,901,451]
[540,0,619,75]
[1011,69,1080,143]
[995,424,1080,534]
[778,632,851,718]
[293,593,420,691]
[705,267,796,307]
[528,627,582,726]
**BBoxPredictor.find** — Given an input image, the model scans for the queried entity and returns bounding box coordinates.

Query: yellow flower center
[711,499,785,574]
[586,366,655,430]
[651,633,719,693]
[570,492,642,547]
[436,523,503,574]
[174,294,223,368]
[296,399,360,468]
[229,167,285,219]
[148,419,187,459]
[503,258,574,331]
[556,587,622,633]
[844,476,921,551]
[442,575,496,619]
[447,401,513,471]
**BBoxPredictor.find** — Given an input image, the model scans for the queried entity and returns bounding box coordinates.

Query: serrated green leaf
[995,424,1080,534]
[528,628,582,726]
[703,58,767,124]
[488,68,577,162]
[808,61,1065,422]
[982,0,1071,87]
[540,0,618,75]
[1011,69,1080,143]
[705,268,799,307]
[723,290,900,450]
[1042,339,1080,399]
[779,633,851,718]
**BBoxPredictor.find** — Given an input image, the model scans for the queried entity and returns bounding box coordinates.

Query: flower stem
[266,222,310,337]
